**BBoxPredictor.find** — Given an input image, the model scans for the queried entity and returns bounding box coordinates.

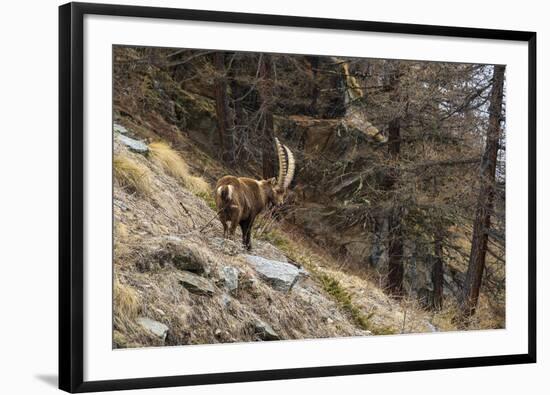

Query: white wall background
[0,0,546,394]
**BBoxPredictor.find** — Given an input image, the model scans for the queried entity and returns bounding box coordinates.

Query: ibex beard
[215,138,295,250]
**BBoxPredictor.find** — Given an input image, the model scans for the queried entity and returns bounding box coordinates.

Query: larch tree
[460,65,506,319]
[385,61,405,296]
[214,52,236,165]
[258,54,277,179]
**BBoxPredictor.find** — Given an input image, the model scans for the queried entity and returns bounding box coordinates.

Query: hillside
[113,129,435,347]
[112,46,504,348]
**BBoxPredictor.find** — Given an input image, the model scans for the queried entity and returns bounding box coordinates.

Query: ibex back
[215,138,295,250]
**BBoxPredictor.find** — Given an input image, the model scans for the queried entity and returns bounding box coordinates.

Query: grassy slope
[114,139,372,347]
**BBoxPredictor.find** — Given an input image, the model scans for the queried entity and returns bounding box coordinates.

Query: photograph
[0,0,544,393]
[112,45,507,348]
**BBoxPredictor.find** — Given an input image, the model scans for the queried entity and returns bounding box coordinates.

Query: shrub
[149,141,210,195]
[114,277,140,319]
[114,154,153,196]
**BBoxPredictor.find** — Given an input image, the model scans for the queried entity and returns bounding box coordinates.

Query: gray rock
[116,133,149,154]
[249,241,288,262]
[245,255,307,292]
[113,123,129,134]
[425,321,439,333]
[177,271,215,296]
[218,266,239,293]
[162,241,211,274]
[253,319,280,341]
[220,293,232,309]
[137,317,169,341]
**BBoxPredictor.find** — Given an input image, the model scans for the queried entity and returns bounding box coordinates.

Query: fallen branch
[179,202,197,229]
[198,208,224,233]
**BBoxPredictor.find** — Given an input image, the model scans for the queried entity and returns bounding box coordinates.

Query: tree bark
[460,65,505,319]
[214,52,236,165]
[258,54,277,179]
[387,208,404,296]
[385,62,404,296]
[432,235,444,310]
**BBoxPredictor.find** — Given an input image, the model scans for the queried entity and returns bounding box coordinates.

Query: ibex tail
[216,185,234,206]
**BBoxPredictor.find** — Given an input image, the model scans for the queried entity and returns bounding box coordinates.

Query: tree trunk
[385,62,404,296]
[306,56,320,116]
[460,65,505,318]
[387,207,404,296]
[258,54,276,179]
[432,235,444,310]
[214,52,236,165]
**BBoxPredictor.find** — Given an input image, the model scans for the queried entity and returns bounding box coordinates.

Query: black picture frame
[59,2,537,393]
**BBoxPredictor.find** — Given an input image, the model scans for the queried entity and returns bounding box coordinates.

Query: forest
[112,46,505,348]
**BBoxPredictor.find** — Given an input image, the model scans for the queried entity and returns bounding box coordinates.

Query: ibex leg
[240,218,253,250]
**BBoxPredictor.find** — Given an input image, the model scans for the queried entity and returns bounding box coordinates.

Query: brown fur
[215,176,283,250]
[215,138,295,250]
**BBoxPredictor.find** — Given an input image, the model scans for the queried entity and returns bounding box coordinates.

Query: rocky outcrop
[162,239,213,274]
[114,123,129,134]
[177,271,216,296]
[217,266,239,294]
[116,133,149,154]
[252,319,280,341]
[137,317,169,342]
[135,238,218,274]
[245,255,307,292]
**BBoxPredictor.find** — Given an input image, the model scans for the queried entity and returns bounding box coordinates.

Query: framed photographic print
[59,2,537,393]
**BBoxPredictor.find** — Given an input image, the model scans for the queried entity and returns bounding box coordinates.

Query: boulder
[248,241,288,262]
[253,319,280,341]
[116,133,149,154]
[154,239,213,274]
[218,266,239,293]
[177,271,216,296]
[137,317,169,341]
[245,255,307,292]
[113,123,129,134]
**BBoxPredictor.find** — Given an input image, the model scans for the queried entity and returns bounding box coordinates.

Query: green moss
[259,230,290,250]
[318,273,371,330]
[196,191,217,211]
[319,273,397,335]
[259,228,396,335]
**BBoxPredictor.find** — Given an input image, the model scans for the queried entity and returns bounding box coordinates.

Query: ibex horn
[283,145,295,189]
[274,137,287,189]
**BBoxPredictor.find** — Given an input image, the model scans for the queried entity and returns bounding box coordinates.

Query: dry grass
[114,222,133,269]
[149,141,210,195]
[114,154,153,197]
[112,224,367,347]
[114,276,140,319]
[259,228,397,334]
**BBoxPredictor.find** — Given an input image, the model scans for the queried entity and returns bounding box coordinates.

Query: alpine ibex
[215,138,295,250]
